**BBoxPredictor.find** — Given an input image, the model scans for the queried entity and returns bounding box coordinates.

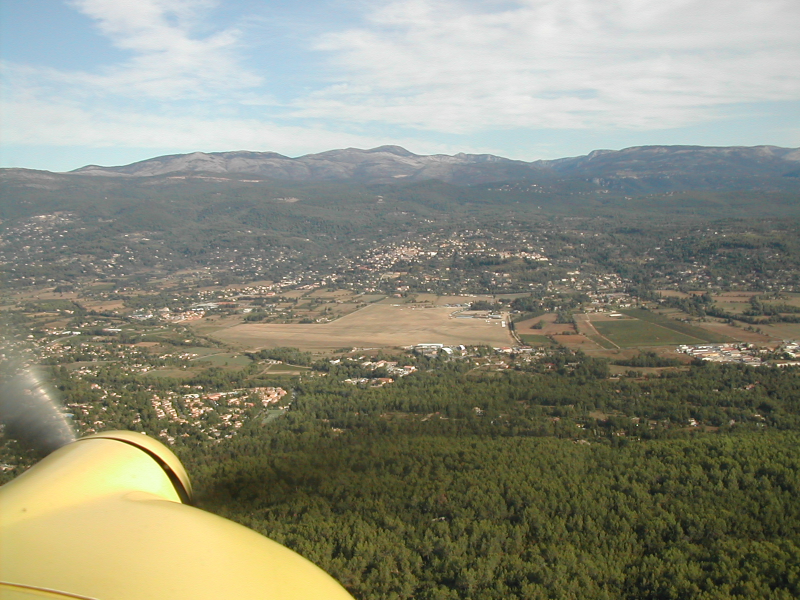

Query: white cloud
[294,0,800,131]
[0,96,467,159]
[60,0,261,99]
[2,0,797,166]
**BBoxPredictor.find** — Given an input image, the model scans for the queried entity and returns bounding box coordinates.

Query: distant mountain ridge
[3,144,800,225]
[69,144,800,189]
[71,145,537,185]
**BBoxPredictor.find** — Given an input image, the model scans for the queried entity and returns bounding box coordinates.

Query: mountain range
[66,144,800,191]
[2,145,799,226]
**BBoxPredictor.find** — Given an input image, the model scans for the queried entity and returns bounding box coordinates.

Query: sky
[1,0,798,172]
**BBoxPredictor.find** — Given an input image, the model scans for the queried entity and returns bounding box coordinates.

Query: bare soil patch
[516,313,575,336]
[552,334,605,350]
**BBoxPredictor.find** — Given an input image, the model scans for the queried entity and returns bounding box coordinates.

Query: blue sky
[1,0,798,172]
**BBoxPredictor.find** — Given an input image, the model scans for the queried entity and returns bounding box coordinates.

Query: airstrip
[207,303,514,350]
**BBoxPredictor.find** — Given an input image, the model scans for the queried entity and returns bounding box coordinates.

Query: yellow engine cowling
[0,431,354,600]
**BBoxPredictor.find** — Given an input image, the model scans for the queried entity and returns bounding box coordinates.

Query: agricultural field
[620,309,736,343]
[691,320,773,344]
[261,363,311,375]
[758,322,800,340]
[517,334,553,347]
[189,352,252,368]
[591,318,704,347]
[515,313,576,336]
[551,334,608,352]
[778,293,800,308]
[204,303,515,350]
[144,368,195,379]
[710,292,758,314]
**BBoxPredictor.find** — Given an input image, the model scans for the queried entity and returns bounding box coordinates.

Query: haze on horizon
[1,0,798,172]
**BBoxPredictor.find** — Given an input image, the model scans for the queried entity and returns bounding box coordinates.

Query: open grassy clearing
[608,364,689,376]
[204,303,514,350]
[144,368,197,379]
[707,292,758,315]
[358,294,387,303]
[64,361,111,370]
[307,289,357,300]
[191,352,252,367]
[655,290,690,298]
[262,363,311,374]
[262,409,288,423]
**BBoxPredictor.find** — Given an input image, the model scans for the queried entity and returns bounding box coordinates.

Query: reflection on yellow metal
[0,432,354,600]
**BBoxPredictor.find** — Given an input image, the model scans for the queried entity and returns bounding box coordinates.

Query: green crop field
[620,309,735,343]
[592,319,705,347]
[519,334,552,346]
[191,352,252,367]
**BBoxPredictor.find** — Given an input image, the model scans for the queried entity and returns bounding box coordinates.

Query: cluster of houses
[782,341,800,358]
[146,386,291,444]
[678,344,762,366]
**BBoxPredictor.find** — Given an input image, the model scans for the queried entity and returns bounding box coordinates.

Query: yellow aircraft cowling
[0,432,354,600]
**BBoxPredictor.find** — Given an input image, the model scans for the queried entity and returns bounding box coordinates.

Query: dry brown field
[692,321,773,343]
[434,295,481,304]
[29,290,80,301]
[758,322,800,341]
[515,313,575,336]
[573,313,620,349]
[776,294,800,308]
[307,289,356,299]
[83,300,126,312]
[280,290,308,299]
[552,334,605,351]
[710,292,757,314]
[656,290,708,298]
[714,292,758,299]
[656,290,690,298]
[204,303,515,350]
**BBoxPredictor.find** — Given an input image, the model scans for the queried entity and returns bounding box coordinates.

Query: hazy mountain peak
[365,145,417,157]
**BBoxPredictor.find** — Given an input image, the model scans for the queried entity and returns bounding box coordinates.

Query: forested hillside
[194,432,799,599]
[4,344,799,598]
[179,361,800,600]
